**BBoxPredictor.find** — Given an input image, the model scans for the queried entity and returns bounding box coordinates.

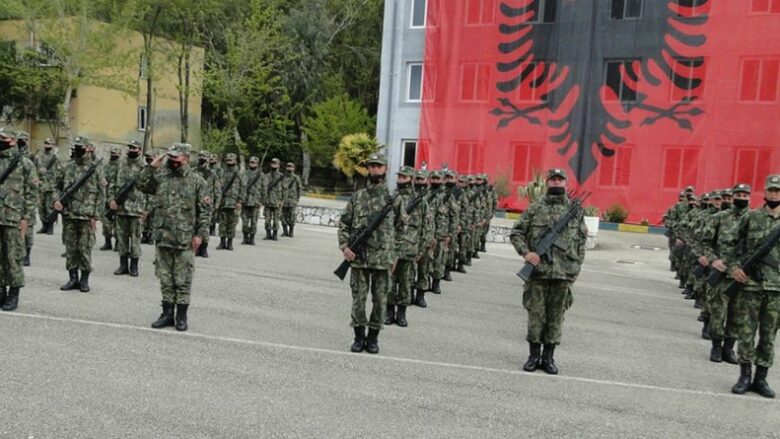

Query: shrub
[583,206,600,217]
[604,204,629,223]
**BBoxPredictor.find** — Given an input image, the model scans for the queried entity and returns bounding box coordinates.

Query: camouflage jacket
[510,194,588,281]
[104,159,120,193]
[724,206,780,292]
[219,166,243,208]
[338,182,405,270]
[283,173,303,207]
[459,188,477,230]
[136,165,210,250]
[485,185,498,220]
[59,156,105,220]
[472,187,486,226]
[0,148,38,226]
[263,169,286,208]
[109,156,146,217]
[444,186,462,238]
[415,187,435,254]
[395,185,423,259]
[242,168,264,207]
[196,163,221,210]
[33,149,63,193]
[699,206,749,278]
[426,186,449,240]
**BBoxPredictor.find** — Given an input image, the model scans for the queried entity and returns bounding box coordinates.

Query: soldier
[55,136,104,293]
[481,174,498,253]
[386,166,419,327]
[262,158,285,240]
[16,132,36,266]
[35,138,62,235]
[108,140,145,277]
[281,162,303,238]
[195,151,221,257]
[442,170,461,282]
[217,153,242,250]
[241,156,263,245]
[141,152,156,244]
[338,153,405,353]
[0,128,38,311]
[726,175,780,398]
[471,175,487,260]
[700,184,750,364]
[137,143,210,331]
[208,154,221,236]
[429,171,451,294]
[510,168,587,375]
[412,170,434,308]
[663,191,687,276]
[455,174,474,273]
[100,146,122,251]
[693,191,722,338]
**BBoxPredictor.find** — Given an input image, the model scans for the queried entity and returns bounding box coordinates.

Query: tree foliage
[303,93,374,167]
[333,132,379,179]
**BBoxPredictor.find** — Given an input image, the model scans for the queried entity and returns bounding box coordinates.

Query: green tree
[333,132,379,188]
[303,93,374,167]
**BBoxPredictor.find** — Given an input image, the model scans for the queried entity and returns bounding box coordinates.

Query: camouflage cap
[198,150,209,158]
[366,153,387,166]
[270,157,280,164]
[167,143,192,158]
[711,190,722,199]
[468,175,475,181]
[547,168,567,180]
[396,165,415,177]
[0,127,18,139]
[126,139,142,148]
[766,174,780,190]
[733,183,751,194]
[678,191,686,197]
[209,154,218,161]
[415,169,429,179]
[701,192,711,201]
[721,188,733,197]
[72,136,90,146]
[685,185,695,193]
[429,170,443,179]
[286,162,295,167]
[110,145,122,155]
[43,137,56,145]
[225,153,237,161]
[17,130,29,141]
[457,174,468,183]
[249,156,259,164]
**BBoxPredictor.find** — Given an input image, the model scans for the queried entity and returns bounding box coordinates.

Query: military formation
[664,179,780,399]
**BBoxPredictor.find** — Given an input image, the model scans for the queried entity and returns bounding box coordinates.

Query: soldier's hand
[698,256,709,267]
[19,219,28,238]
[342,247,356,262]
[89,218,97,231]
[712,260,727,272]
[390,260,398,276]
[53,200,63,211]
[524,252,541,266]
[109,200,119,211]
[151,154,165,169]
[444,236,451,248]
[235,202,242,210]
[732,268,748,284]
[191,236,202,251]
[675,238,683,246]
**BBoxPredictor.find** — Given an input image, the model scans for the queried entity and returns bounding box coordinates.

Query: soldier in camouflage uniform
[510,168,587,375]
[692,191,723,338]
[471,175,487,260]
[338,153,405,354]
[281,162,302,238]
[263,158,285,241]
[455,174,474,273]
[241,156,263,245]
[217,153,242,250]
[141,153,156,244]
[0,128,38,311]
[208,154,222,236]
[481,174,498,252]
[55,136,104,293]
[412,170,434,307]
[700,184,751,364]
[195,151,221,257]
[100,146,121,251]
[386,166,419,327]
[107,140,145,277]
[430,171,452,294]
[35,138,62,235]
[442,170,461,282]
[15,132,36,267]
[137,143,210,332]
[663,191,687,278]
[725,175,780,398]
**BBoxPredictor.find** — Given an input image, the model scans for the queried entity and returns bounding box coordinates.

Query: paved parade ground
[1,225,778,438]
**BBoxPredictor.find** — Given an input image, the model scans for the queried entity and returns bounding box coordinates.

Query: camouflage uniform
[34,138,62,235]
[217,153,243,249]
[510,168,587,375]
[426,172,450,294]
[241,157,263,245]
[137,143,210,332]
[388,166,420,325]
[263,159,285,239]
[457,176,476,270]
[442,171,461,281]
[108,141,145,276]
[481,175,498,252]
[101,148,121,250]
[208,155,222,235]
[195,151,221,257]
[412,170,434,307]
[281,163,303,237]
[141,153,156,244]
[0,128,39,311]
[15,132,36,266]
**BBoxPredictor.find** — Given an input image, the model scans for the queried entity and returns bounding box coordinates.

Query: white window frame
[527,0,556,24]
[406,63,424,103]
[750,0,780,14]
[604,59,639,103]
[610,0,643,21]
[410,0,428,28]
[138,106,148,132]
[402,140,418,167]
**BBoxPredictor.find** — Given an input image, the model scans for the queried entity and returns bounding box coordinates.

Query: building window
[411,0,427,28]
[455,141,485,174]
[677,2,711,17]
[670,58,706,102]
[518,62,549,102]
[466,0,496,25]
[750,0,780,14]
[138,106,148,131]
[662,146,699,189]
[598,146,633,187]
[604,60,639,102]
[740,58,779,102]
[139,54,148,79]
[610,0,642,20]
[527,0,557,24]
[511,143,543,182]
[402,140,418,167]
[407,63,424,102]
[460,63,490,102]
[734,147,773,189]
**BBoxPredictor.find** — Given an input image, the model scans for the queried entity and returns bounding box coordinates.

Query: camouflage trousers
[349,267,389,331]
[102,213,114,239]
[38,190,56,227]
[415,246,434,290]
[472,225,483,253]
[458,229,472,262]
[0,225,24,287]
[115,215,142,258]
[523,279,573,345]
[432,239,448,280]
[735,289,780,367]
[446,232,460,268]
[281,205,297,227]
[202,208,214,244]
[143,208,155,235]
[264,206,281,231]
[63,218,95,272]
[390,259,415,306]
[24,216,34,250]
[154,246,195,305]
[708,280,739,340]
[218,208,238,239]
[241,206,259,236]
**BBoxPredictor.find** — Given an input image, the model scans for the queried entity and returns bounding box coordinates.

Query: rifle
[103,176,138,221]
[221,171,238,200]
[245,170,263,192]
[405,192,425,214]
[516,192,591,282]
[334,194,399,281]
[0,155,23,187]
[43,158,103,228]
[707,225,780,292]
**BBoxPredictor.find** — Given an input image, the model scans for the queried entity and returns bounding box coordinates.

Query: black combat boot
[683,286,695,300]
[431,278,442,294]
[272,229,278,241]
[151,302,175,329]
[209,224,216,236]
[46,222,55,235]
[289,225,295,238]
[61,269,79,291]
[217,237,226,250]
[129,258,139,277]
[722,338,738,364]
[710,338,723,363]
[0,287,6,308]
[140,232,149,244]
[282,225,289,237]
[37,224,47,234]
[464,255,472,266]
[114,257,129,275]
[480,241,487,252]
[384,304,395,325]
[523,342,542,372]
[732,363,752,394]
[199,242,209,258]
[541,344,559,375]
[78,271,90,293]
[396,306,408,327]
[752,366,776,398]
[415,289,427,308]
[677,278,685,288]
[226,238,234,251]
[351,326,366,353]
[241,234,249,245]
[366,328,380,354]
[2,287,20,311]
[100,237,112,251]
[456,260,467,274]
[701,318,711,340]
[175,303,189,331]
[263,229,272,240]
[694,297,703,309]
[22,247,31,267]
[443,267,452,282]
[472,251,480,260]
[248,234,256,245]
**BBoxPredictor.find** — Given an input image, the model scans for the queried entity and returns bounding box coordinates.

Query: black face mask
[271,166,279,172]
[368,174,385,184]
[128,151,140,159]
[73,148,86,158]
[249,165,258,170]
[700,203,709,210]
[44,147,53,152]
[765,199,780,209]
[167,160,183,170]
[430,182,442,188]
[547,187,565,196]
[733,198,749,209]
[0,140,12,150]
[110,156,119,162]
[397,181,411,189]
[687,203,696,208]
[198,158,207,165]
[445,181,456,188]
[720,202,732,210]
[227,163,236,168]
[146,158,153,165]
[414,181,426,187]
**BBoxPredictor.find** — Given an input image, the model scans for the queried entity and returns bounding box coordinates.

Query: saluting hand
[151,154,165,169]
